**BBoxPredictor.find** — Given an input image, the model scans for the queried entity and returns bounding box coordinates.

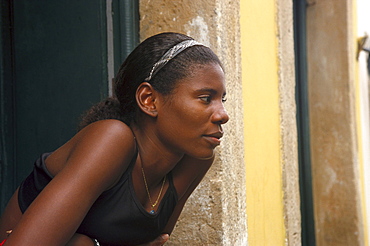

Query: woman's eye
[199,96,211,103]
[222,97,227,103]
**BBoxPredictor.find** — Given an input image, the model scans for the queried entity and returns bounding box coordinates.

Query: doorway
[0,0,139,212]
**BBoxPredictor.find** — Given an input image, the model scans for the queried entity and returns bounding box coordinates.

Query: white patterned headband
[145,39,204,82]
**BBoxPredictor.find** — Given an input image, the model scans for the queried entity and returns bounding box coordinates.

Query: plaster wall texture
[139,0,247,245]
[276,0,301,245]
[306,1,364,245]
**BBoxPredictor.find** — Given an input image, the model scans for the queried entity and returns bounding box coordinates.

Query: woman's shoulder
[47,119,136,178]
[81,119,133,135]
[73,119,136,158]
[76,119,135,146]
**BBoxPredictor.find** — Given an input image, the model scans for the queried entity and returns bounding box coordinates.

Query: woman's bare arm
[3,120,136,245]
[162,154,214,234]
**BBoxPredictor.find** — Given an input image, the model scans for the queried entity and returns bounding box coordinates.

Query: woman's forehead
[179,63,226,91]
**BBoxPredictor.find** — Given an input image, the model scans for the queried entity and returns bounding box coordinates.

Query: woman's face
[155,63,229,159]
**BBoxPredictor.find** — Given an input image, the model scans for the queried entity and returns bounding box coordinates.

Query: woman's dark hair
[78,32,222,130]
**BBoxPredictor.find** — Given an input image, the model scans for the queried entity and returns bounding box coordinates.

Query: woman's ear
[135,82,158,117]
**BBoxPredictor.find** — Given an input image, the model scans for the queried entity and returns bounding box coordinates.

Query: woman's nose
[212,104,229,124]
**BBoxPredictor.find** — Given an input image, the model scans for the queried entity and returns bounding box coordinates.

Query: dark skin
[0,63,229,245]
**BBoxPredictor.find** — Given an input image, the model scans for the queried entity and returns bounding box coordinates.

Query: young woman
[0,32,229,246]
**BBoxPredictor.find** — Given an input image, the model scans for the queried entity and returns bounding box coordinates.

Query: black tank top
[18,152,178,246]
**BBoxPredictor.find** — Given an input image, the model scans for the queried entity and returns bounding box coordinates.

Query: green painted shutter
[293,0,316,245]
[0,0,139,213]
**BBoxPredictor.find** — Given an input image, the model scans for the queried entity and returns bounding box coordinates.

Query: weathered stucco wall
[306,1,364,245]
[276,0,301,245]
[139,0,247,245]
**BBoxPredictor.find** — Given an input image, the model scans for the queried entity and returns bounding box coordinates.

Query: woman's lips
[203,132,223,146]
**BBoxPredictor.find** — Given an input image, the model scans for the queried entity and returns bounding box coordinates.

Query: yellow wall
[354,0,369,244]
[240,1,286,245]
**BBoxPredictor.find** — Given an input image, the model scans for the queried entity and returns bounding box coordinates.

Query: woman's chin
[192,150,215,160]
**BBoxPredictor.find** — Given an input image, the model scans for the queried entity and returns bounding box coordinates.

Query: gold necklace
[141,167,166,214]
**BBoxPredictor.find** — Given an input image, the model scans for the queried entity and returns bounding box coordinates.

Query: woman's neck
[130,123,183,184]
